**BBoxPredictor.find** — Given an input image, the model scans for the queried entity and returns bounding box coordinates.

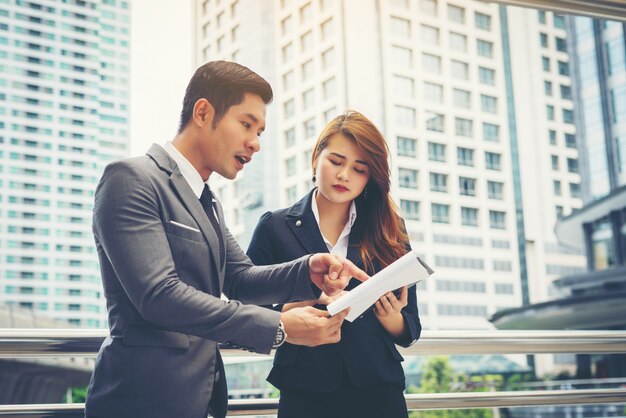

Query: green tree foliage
[408,356,494,418]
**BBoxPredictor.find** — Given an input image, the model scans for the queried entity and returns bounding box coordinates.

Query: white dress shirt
[310,190,357,258]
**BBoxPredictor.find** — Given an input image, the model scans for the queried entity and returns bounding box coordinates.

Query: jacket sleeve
[244,211,287,312]
[93,161,311,354]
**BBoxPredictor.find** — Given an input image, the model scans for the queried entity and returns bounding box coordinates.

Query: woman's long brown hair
[311,110,409,272]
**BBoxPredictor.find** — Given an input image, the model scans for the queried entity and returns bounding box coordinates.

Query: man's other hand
[281,306,349,346]
[308,253,369,297]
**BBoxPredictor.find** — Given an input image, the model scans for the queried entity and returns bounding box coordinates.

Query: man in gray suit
[84,61,368,418]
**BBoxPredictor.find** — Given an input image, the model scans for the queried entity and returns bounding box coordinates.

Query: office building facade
[0,0,131,327]
[195,0,586,332]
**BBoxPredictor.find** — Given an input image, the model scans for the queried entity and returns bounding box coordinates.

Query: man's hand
[308,253,369,296]
[317,290,347,305]
[281,306,349,346]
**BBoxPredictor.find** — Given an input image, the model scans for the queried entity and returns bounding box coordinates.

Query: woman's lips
[332,185,348,192]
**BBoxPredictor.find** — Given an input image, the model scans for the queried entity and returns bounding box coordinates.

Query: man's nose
[246,135,260,153]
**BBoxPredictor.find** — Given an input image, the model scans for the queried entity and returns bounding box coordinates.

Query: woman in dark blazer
[247,111,421,418]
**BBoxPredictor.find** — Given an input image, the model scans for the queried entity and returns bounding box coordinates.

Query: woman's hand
[373,286,408,337]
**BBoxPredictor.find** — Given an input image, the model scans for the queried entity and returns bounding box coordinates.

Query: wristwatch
[273,321,287,348]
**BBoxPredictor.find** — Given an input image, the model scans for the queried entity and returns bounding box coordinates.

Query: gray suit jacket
[85,144,316,418]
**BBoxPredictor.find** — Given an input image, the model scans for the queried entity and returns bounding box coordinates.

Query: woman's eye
[354,168,365,174]
[329,159,341,166]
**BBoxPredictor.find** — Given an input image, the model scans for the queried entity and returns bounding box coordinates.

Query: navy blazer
[247,190,421,392]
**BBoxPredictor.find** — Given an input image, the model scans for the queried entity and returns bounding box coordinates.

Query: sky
[129,0,194,156]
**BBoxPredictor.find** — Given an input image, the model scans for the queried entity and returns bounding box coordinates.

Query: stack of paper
[327,250,434,322]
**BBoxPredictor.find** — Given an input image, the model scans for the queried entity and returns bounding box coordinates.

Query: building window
[300,30,313,52]
[284,127,296,148]
[483,123,499,142]
[551,155,559,170]
[283,70,294,91]
[425,112,444,133]
[459,176,476,196]
[399,168,419,189]
[285,156,296,177]
[321,18,334,40]
[457,147,474,166]
[567,157,579,173]
[455,117,473,137]
[489,210,506,229]
[553,180,562,196]
[395,105,416,128]
[487,181,504,200]
[477,39,493,58]
[479,67,495,85]
[428,142,446,162]
[544,80,553,96]
[322,77,336,100]
[322,47,335,69]
[430,172,448,193]
[421,24,439,45]
[558,60,570,76]
[422,53,441,73]
[449,32,467,51]
[284,99,295,119]
[560,84,572,100]
[302,59,314,80]
[301,118,315,139]
[394,75,415,99]
[475,12,491,30]
[453,89,471,109]
[546,105,555,120]
[563,109,574,124]
[423,82,443,103]
[565,133,576,148]
[302,88,314,110]
[485,152,501,170]
[300,2,312,23]
[549,130,557,145]
[461,207,478,227]
[447,4,465,24]
[390,16,411,38]
[432,203,450,224]
[282,42,294,63]
[281,15,293,35]
[542,56,551,71]
[397,136,417,157]
[451,60,469,80]
[538,10,546,24]
[393,46,413,69]
[401,199,420,220]
[540,32,548,47]
[555,37,567,52]
[481,95,497,113]
[420,0,437,16]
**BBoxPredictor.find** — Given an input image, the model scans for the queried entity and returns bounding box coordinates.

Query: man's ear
[192,99,214,127]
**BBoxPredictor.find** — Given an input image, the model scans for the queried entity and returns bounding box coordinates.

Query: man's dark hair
[178,61,273,132]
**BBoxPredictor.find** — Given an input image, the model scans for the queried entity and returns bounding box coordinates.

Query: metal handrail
[1,329,625,358]
[0,389,625,416]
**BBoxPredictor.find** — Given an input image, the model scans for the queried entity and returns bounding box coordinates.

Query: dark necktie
[200,184,225,268]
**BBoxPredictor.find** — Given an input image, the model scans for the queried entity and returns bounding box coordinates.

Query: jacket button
[295,220,302,227]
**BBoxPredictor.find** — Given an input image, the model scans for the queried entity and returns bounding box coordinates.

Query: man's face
[201,93,266,180]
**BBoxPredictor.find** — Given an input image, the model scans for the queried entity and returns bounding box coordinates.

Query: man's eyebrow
[329,152,368,165]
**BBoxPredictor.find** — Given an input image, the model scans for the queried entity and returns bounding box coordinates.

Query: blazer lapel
[147,144,222,280]
[285,190,328,254]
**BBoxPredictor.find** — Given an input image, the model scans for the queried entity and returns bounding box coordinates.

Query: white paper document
[326,250,434,322]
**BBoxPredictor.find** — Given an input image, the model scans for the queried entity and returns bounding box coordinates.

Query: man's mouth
[235,155,251,165]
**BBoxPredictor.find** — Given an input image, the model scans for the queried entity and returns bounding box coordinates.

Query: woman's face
[315,133,370,205]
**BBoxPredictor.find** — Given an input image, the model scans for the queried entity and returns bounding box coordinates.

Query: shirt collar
[163,141,208,199]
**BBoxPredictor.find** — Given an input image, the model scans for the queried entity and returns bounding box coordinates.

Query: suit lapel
[147,144,222,281]
[285,190,328,254]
